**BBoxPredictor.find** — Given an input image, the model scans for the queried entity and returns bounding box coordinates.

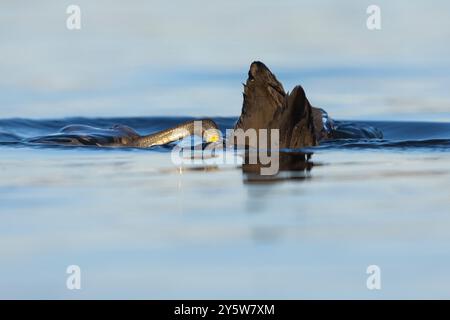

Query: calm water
[2,0,450,299]
[1,117,450,299]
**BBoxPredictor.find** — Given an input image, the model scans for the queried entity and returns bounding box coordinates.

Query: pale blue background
[1,0,450,120]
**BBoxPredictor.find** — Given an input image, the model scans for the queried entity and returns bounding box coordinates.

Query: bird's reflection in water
[168,147,314,185]
[241,152,315,235]
[242,151,314,184]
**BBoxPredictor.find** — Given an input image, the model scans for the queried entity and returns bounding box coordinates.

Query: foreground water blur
[1,117,450,299]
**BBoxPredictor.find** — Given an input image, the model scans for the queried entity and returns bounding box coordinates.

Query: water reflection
[242,151,314,184]
[162,149,315,185]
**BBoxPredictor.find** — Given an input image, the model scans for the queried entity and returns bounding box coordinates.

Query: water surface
[2,0,450,299]
[1,117,450,299]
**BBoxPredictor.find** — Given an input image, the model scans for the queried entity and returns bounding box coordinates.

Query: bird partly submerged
[27,61,382,149]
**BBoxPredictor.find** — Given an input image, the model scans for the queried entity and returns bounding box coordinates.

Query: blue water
[1,117,450,299]
[3,0,450,300]
[2,117,450,150]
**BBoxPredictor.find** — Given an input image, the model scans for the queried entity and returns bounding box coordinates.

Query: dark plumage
[27,61,382,150]
[234,61,330,149]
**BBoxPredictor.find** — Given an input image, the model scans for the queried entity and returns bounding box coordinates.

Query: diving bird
[27,61,379,148]
[233,61,333,149]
